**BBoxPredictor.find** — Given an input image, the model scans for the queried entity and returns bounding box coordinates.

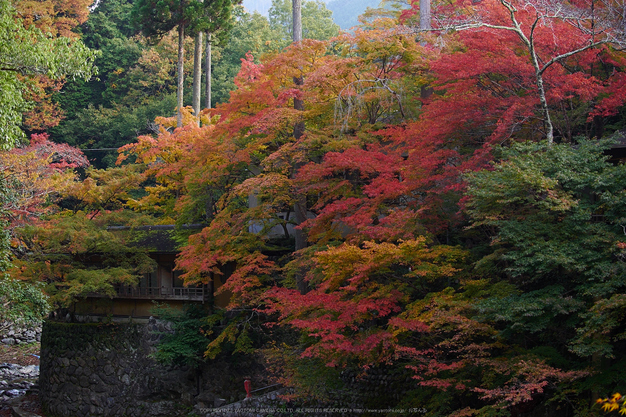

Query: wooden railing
[113,286,206,301]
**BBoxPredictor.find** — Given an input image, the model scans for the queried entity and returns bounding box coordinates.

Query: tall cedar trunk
[192,31,203,122]
[205,33,212,109]
[292,0,308,295]
[176,23,185,128]
[292,0,302,43]
[420,0,431,30]
[419,0,433,99]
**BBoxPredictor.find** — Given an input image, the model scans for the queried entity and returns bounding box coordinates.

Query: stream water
[0,363,39,401]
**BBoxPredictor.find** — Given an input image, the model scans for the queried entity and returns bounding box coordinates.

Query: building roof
[107,224,204,253]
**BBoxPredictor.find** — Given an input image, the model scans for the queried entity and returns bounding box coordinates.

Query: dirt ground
[0,343,40,366]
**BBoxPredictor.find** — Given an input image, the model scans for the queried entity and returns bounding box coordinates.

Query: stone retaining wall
[0,322,42,345]
[40,319,191,417]
[39,319,269,417]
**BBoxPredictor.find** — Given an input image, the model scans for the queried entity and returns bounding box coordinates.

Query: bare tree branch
[411,0,626,144]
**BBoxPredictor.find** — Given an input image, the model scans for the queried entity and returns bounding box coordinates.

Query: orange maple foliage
[49,4,625,411]
[15,0,91,39]
[12,0,94,132]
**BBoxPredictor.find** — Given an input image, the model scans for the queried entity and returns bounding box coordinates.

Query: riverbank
[0,343,42,417]
[0,344,39,367]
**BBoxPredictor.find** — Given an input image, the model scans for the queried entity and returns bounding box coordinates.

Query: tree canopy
[0,0,97,149]
[8,0,626,414]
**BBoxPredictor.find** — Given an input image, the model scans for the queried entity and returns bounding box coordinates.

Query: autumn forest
[3,0,626,414]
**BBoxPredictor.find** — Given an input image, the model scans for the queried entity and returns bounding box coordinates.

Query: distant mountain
[241,0,274,16]
[241,0,382,30]
[326,0,382,29]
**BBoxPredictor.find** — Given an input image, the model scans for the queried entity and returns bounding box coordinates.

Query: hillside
[241,0,273,16]
[326,0,381,28]
[242,0,383,29]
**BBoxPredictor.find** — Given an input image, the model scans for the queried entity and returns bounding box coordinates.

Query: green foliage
[52,96,176,167]
[211,7,283,105]
[13,210,158,307]
[0,178,11,271]
[53,0,144,116]
[51,0,177,166]
[203,310,266,360]
[0,276,49,328]
[0,222,10,274]
[466,138,626,287]
[151,303,210,367]
[132,0,238,43]
[133,0,203,39]
[0,0,97,149]
[268,0,340,44]
[570,293,626,358]
[466,137,626,367]
[84,0,137,41]
[475,285,584,337]
[83,2,141,76]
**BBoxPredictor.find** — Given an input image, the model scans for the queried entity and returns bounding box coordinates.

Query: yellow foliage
[598,393,626,415]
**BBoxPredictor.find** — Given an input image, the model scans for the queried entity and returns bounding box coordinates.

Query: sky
[241,0,284,16]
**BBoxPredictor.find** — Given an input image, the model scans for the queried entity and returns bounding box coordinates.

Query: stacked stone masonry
[39,319,270,417]
[40,320,191,417]
[0,322,42,345]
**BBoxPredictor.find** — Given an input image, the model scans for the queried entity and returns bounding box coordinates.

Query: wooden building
[74,225,232,319]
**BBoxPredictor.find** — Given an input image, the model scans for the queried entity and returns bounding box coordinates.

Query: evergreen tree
[133,0,239,126]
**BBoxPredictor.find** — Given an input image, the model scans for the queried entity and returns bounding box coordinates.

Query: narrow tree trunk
[192,31,203,122]
[292,0,304,143]
[534,67,554,144]
[292,0,304,154]
[420,0,431,30]
[524,33,554,144]
[419,0,432,99]
[291,0,308,295]
[176,23,185,128]
[292,0,303,125]
[292,0,302,43]
[205,33,212,109]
